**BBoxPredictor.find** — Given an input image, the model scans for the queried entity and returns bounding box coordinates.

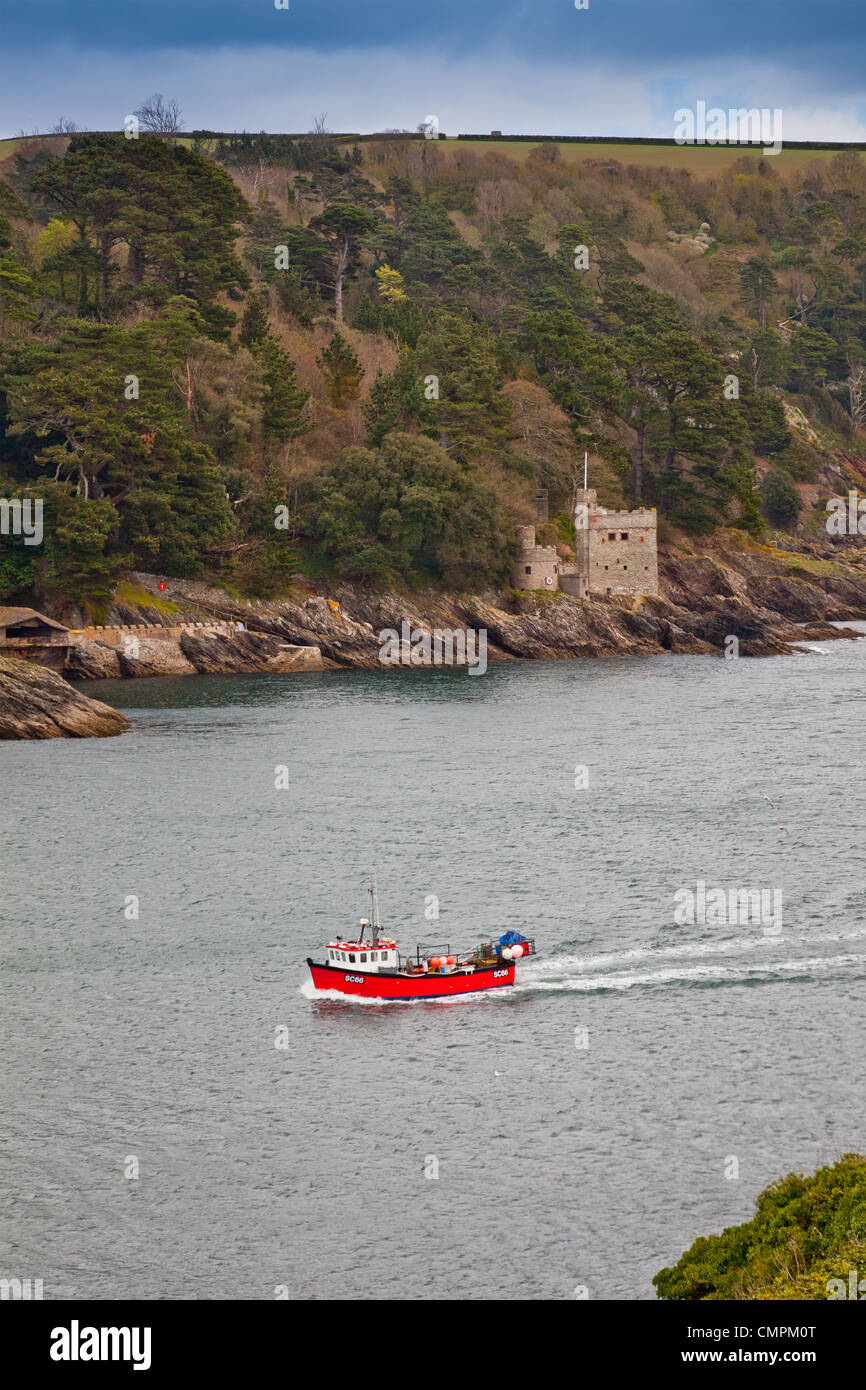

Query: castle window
[525,565,532,574]
[623,565,628,571]
[608,532,616,541]
[604,564,609,571]
[621,532,629,541]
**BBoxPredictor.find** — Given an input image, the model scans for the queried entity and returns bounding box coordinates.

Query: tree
[135,94,184,137]
[761,467,800,528]
[306,431,515,587]
[739,257,778,330]
[309,202,378,321]
[3,307,235,576]
[239,293,270,351]
[363,352,435,446]
[32,135,250,331]
[374,264,408,303]
[414,313,511,461]
[258,335,311,443]
[846,358,866,429]
[0,257,36,338]
[317,331,364,408]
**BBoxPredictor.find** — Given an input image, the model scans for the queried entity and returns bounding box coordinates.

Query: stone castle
[512,489,658,598]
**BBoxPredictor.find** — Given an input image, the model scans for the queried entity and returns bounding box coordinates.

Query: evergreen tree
[258,334,311,442]
[362,352,436,446]
[761,467,800,528]
[239,292,270,351]
[317,331,365,408]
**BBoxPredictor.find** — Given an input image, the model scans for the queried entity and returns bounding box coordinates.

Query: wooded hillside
[2,129,865,609]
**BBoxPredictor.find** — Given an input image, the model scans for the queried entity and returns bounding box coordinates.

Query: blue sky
[1,0,864,141]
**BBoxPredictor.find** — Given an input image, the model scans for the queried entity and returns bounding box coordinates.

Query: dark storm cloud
[3,0,864,88]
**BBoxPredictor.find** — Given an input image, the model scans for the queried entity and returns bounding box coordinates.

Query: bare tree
[50,117,79,134]
[847,360,866,430]
[134,94,184,137]
[310,113,330,146]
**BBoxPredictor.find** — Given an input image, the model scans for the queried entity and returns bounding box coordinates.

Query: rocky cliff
[71,532,865,672]
[0,655,129,739]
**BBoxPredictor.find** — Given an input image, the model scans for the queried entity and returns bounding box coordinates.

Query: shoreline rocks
[35,532,866,688]
[0,655,129,740]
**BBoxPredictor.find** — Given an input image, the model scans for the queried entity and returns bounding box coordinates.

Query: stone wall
[588,509,658,597]
[68,620,239,650]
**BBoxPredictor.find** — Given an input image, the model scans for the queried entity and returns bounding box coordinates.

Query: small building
[513,525,560,590]
[512,490,659,598]
[0,607,71,671]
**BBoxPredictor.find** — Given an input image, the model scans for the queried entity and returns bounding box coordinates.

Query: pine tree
[239,292,270,350]
[258,334,311,442]
[317,331,364,409]
[362,353,435,446]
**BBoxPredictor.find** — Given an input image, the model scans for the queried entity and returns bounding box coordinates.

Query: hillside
[1,129,866,619]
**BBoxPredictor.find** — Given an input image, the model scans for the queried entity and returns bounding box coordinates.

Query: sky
[0,0,864,143]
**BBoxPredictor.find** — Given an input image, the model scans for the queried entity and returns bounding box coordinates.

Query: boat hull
[307,958,515,1000]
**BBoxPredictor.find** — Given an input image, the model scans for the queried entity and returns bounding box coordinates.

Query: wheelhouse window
[360,953,367,963]
[349,953,356,963]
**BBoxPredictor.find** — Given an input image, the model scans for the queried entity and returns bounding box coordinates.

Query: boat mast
[370,872,380,946]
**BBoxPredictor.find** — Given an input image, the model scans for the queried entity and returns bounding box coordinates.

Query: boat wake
[514,928,866,994]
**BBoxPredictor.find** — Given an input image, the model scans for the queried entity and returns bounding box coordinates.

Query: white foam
[515,952,866,994]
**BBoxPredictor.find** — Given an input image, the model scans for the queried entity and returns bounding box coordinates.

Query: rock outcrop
[178,629,328,675]
[64,627,328,679]
[65,641,123,680]
[0,655,129,739]
[58,535,866,680]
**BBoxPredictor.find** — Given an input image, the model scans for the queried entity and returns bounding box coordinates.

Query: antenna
[369,872,380,945]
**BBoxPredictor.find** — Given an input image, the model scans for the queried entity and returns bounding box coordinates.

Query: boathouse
[0,607,71,671]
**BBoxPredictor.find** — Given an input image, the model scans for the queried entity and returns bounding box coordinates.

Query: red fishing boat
[306,879,535,1001]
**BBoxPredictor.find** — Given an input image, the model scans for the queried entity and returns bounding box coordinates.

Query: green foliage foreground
[653,1154,866,1300]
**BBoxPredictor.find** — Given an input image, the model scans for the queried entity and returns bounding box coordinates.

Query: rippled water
[2,631,866,1299]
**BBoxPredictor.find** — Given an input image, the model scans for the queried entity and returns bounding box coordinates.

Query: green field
[430,138,854,172]
[0,131,857,176]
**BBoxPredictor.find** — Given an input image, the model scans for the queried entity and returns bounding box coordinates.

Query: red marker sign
[158,582,167,592]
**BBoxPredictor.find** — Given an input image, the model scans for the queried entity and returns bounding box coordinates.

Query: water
[2,633,866,1300]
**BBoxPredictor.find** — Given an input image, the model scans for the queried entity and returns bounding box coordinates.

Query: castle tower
[559,489,658,599]
[511,525,560,591]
